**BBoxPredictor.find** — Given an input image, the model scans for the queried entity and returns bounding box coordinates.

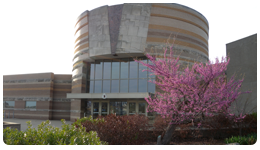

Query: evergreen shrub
[3,119,107,145]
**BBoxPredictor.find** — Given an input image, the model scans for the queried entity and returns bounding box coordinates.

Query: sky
[0,0,259,75]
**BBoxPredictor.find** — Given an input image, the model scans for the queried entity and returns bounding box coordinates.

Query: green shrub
[74,114,149,145]
[3,119,107,145]
[250,112,257,120]
[225,133,257,145]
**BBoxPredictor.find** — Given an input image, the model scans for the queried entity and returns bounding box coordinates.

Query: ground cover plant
[3,119,107,145]
[225,133,257,145]
[73,114,149,145]
[135,43,250,144]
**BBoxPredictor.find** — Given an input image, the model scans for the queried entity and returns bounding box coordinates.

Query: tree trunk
[161,123,177,145]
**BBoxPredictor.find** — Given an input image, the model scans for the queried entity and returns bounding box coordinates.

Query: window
[129,102,136,115]
[86,57,155,93]
[138,103,146,115]
[26,101,36,109]
[3,101,15,108]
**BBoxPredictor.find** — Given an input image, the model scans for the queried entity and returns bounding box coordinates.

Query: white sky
[0,0,259,75]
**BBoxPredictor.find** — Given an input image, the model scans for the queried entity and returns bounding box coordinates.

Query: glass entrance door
[93,102,99,119]
[101,102,108,116]
[109,101,127,116]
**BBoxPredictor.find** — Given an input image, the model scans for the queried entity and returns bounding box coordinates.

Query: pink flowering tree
[136,45,249,144]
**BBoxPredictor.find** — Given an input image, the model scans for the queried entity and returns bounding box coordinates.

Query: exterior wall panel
[3,73,72,120]
[226,34,257,115]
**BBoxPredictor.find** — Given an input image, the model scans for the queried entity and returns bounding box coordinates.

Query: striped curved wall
[147,4,208,65]
[70,3,209,120]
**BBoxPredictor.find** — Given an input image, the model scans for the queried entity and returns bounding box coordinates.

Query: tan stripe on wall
[74,43,89,54]
[148,24,208,45]
[146,37,208,56]
[74,38,89,49]
[75,32,89,44]
[150,13,208,36]
[74,22,88,36]
[75,14,88,27]
[72,84,86,89]
[152,4,209,28]
[147,31,208,49]
[73,61,83,68]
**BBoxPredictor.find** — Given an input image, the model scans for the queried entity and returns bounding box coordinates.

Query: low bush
[152,115,203,139]
[73,114,149,145]
[3,119,107,145]
[152,115,171,138]
[225,133,257,145]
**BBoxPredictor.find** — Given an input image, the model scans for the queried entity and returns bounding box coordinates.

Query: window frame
[25,101,36,109]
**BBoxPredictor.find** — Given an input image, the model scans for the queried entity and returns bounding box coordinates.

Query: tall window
[86,57,155,93]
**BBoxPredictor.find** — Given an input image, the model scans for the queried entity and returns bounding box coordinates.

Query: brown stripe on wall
[53,91,70,98]
[4,91,53,97]
[3,87,53,91]
[75,32,89,44]
[13,111,51,120]
[4,83,52,89]
[74,43,89,54]
[52,112,70,120]
[74,22,89,36]
[145,48,208,61]
[52,102,71,110]
[53,89,71,92]
[54,75,71,81]
[15,101,25,108]
[75,13,88,27]
[150,13,208,36]
[36,101,52,109]
[3,73,53,81]
[147,30,208,50]
[146,37,208,56]
[53,84,71,89]
[148,24,208,45]
[152,4,209,28]
[145,51,201,63]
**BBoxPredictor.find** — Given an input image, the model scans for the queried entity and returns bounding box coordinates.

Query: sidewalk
[3,118,74,131]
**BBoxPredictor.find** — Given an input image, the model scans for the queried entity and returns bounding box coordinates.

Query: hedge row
[4,119,107,145]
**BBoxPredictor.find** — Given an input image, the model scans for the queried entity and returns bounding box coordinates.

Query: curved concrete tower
[69,3,209,121]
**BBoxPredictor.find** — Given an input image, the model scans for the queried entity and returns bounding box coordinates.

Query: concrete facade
[226,34,257,115]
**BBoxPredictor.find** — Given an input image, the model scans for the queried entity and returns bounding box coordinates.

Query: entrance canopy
[67,92,151,99]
